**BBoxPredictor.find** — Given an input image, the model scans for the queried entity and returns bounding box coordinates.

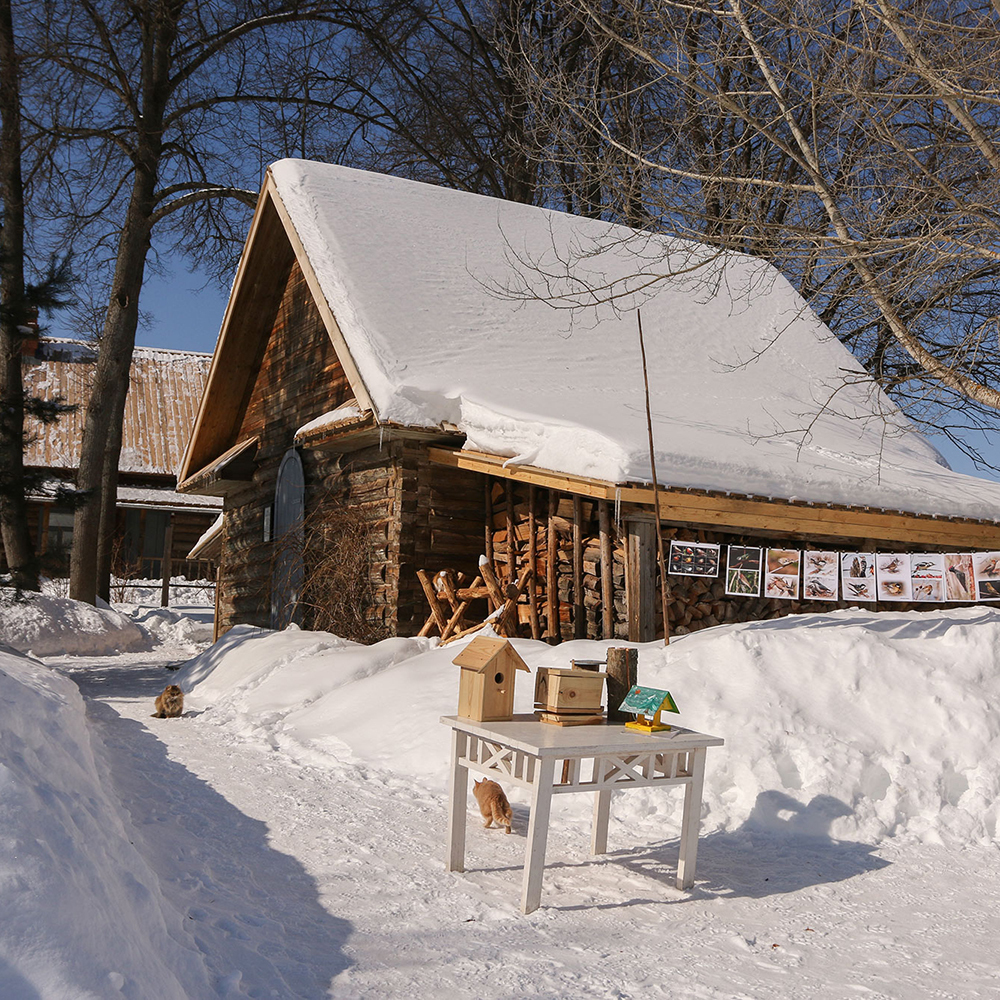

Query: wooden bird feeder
[534,666,608,726]
[620,685,680,733]
[452,636,529,722]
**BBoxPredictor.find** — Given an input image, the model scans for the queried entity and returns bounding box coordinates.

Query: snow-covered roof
[263,161,1000,523]
[23,340,212,478]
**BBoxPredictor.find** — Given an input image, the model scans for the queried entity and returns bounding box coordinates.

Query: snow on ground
[1,595,999,997]
[0,590,149,656]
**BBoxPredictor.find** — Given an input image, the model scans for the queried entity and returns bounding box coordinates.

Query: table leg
[591,758,611,855]
[446,729,469,873]
[676,746,707,890]
[521,756,555,914]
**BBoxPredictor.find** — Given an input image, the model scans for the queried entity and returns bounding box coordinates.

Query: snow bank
[181,608,1000,850]
[123,606,215,646]
[0,648,210,998]
[0,591,149,656]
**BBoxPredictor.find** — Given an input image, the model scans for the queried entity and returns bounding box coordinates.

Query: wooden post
[159,513,174,608]
[546,489,559,643]
[212,564,222,642]
[38,503,51,555]
[637,310,672,644]
[484,479,495,610]
[573,495,585,639]
[505,480,516,586]
[606,647,638,722]
[626,518,656,642]
[527,486,542,640]
[599,500,614,639]
[417,569,450,635]
[447,729,469,873]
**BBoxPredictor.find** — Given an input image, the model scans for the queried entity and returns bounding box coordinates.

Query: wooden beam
[527,485,541,641]
[505,481,516,586]
[599,500,614,640]
[546,489,559,643]
[573,495,584,639]
[626,518,656,642]
[159,514,174,609]
[484,480,495,609]
[427,447,1000,549]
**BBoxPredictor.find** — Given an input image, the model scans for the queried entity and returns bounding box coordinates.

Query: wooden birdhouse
[619,685,680,733]
[452,636,529,722]
[534,666,608,726]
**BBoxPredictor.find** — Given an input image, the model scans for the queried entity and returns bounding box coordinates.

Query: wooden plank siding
[218,259,358,632]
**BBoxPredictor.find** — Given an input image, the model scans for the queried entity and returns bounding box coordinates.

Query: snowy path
[59,648,1000,1000]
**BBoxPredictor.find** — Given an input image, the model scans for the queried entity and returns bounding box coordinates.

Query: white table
[442,714,724,913]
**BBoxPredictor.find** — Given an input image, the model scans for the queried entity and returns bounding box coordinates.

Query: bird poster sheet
[802,550,839,601]
[972,552,1000,601]
[876,553,911,601]
[764,548,800,600]
[909,554,946,603]
[725,546,762,596]
[841,552,876,602]
[668,540,720,577]
[944,553,975,602]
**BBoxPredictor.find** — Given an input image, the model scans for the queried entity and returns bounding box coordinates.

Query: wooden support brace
[417,569,450,636]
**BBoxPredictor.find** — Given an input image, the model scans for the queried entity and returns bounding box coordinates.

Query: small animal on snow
[152,684,184,719]
[473,778,512,834]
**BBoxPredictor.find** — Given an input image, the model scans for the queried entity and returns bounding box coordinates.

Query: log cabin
[4,334,222,589]
[177,160,1000,643]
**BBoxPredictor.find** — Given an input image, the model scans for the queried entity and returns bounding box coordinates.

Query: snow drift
[0,648,210,998]
[179,607,1000,850]
[0,591,149,656]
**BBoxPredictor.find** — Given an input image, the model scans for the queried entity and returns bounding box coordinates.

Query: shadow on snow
[83,697,352,998]
[495,789,889,913]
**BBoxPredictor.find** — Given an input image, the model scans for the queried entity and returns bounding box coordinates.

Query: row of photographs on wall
[667,541,1000,603]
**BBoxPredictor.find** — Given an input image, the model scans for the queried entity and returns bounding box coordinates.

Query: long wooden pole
[599,500,614,639]
[546,489,559,643]
[527,485,541,640]
[637,309,671,645]
[573,495,585,639]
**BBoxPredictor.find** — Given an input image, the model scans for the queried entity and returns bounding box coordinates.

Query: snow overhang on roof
[185,159,1000,525]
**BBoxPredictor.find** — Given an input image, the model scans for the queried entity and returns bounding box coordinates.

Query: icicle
[614,486,622,531]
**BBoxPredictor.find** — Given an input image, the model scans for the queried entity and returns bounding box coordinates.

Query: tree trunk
[0,0,37,591]
[69,179,155,604]
[69,6,178,604]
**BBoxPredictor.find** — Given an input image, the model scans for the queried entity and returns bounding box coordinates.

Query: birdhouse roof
[451,636,530,673]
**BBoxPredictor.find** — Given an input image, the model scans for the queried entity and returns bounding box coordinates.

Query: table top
[441,715,724,757]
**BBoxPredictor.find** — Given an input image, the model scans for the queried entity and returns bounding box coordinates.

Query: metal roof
[23,339,211,478]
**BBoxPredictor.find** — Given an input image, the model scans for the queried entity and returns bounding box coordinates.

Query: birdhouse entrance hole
[495,672,505,685]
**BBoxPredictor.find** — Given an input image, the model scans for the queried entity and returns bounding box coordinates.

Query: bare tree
[0,0,74,592]
[17,0,371,604]
[499,0,1000,460]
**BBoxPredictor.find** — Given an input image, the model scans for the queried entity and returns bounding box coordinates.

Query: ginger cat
[473,778,512,834]
[152,684,184,719]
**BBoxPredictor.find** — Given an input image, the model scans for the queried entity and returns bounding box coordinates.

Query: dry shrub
[288,499,390,644]
[110,531,144,603]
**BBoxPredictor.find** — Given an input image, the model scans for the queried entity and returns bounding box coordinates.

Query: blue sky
[132,265,231,355]
[45,261,231,356]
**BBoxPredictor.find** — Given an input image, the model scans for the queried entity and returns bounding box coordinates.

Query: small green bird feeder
[619,685,680,733]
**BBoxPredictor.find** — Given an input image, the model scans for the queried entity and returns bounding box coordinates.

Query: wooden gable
[235,260,356,474]
[178,177,376,494]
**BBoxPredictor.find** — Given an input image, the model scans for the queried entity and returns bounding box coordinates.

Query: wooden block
[533,667,606,713]
[537,711,605,727]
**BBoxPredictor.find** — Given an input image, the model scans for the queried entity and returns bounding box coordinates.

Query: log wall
[218,260,357,632]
